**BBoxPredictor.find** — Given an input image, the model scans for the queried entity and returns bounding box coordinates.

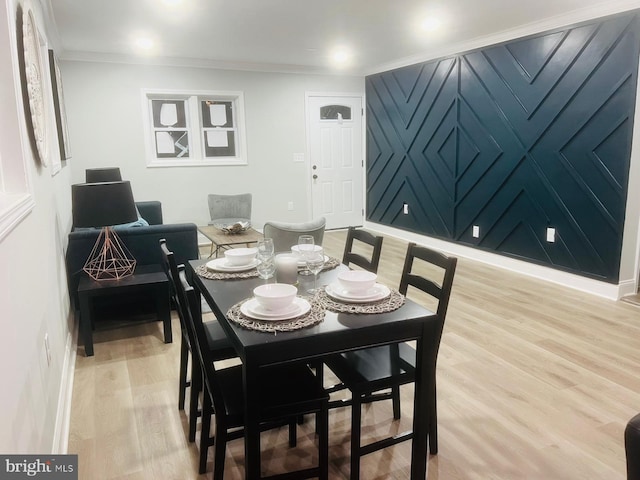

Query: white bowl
[253,283,298,311]
[291,244,323,256]
[337,270,378,293]
[224,247,258,266]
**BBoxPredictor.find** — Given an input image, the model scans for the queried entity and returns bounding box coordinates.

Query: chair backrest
[159,238,187,335]
[176,266,226,416]
[399,242,457,351]
[208,193,252,223]
[342,226,384,273]
[263,217,326,253]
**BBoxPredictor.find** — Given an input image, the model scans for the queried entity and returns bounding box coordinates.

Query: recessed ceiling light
[330,47,352,67]
[420,16,442,32]
[134,37,154,52]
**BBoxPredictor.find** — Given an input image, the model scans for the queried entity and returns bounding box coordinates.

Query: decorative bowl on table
[215,221,251,234]
[336,270,378,294]
[253,283,298,311]
[224,247,258,266]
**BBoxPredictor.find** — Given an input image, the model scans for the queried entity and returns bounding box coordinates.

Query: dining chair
[263,217,326,253]
[207,193,252,226]
[324,242,457,480]
[176,266,330,480]
[341,226,384,273]
[159,239,236,443]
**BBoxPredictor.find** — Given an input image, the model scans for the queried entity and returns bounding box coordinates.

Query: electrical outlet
[403,203,409,214]
[546,227,556,243]
[44,333,51,367]
[472,225,480,238]
[287,201,294,211]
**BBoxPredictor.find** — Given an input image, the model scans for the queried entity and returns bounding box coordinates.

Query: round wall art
[22,7,48,166]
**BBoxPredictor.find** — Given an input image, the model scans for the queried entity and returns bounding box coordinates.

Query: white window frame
[0,0,34,242]
[142,89,248,167]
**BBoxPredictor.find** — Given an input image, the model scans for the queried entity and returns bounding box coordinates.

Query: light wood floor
[67,230,640,479]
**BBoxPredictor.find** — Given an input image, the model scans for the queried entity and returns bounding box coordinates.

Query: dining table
[187,257,440,479]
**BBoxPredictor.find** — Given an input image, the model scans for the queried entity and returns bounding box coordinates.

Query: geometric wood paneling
[367,11,640,282]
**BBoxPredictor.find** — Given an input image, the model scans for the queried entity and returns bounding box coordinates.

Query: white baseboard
[52,313,78,454]
[364,222,633,300]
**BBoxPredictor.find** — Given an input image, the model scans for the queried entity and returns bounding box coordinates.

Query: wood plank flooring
[67,229,640,479]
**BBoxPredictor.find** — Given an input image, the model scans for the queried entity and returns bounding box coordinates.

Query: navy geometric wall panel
[366,11,640,282]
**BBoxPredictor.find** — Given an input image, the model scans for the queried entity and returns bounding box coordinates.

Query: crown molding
[365,1,640,76]
[58,50,365,77]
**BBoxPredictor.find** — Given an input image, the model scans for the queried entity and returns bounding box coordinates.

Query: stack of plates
[206,258,260,273]
[325,282,391,303]
[241,297,311,321]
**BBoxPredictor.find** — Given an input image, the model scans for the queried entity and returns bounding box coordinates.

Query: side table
[77,264,172,356]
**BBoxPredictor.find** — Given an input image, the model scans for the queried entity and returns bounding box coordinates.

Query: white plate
[241,297,311,321]
[325,282,391,303]
[206,257,259,273]
[297,255,330,268]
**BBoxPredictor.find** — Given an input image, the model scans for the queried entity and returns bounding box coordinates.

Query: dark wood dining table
[187,258,440,479]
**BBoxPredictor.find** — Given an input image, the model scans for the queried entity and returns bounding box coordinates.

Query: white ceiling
[46,0,640,75]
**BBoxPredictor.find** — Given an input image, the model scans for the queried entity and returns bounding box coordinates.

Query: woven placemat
[315,288,405,314]
[227,296,325,332]
[195,264,259,280]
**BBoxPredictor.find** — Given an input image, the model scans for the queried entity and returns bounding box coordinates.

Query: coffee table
[197,225,262,258]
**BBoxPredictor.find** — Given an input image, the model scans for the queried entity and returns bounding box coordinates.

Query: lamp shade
[72,181,138,228]
[85,167,122,183]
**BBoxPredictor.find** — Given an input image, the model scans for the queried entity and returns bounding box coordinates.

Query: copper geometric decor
[83,227,136,281]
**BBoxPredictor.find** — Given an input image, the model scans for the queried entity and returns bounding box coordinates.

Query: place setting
[196,247,261,279]
[227,283,326,333]
[291,235,340,273]
[316,270,405,314]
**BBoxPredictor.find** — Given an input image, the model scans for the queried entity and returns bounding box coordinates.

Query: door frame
[304,91,366,227]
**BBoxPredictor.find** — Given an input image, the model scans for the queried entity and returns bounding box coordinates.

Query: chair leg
[429,385,438,454]
[178,339,189,410]
[392,385,401,420]
[199,391,213,474]
[213,421,227,480]
[189,362,202,443]
[318,404,329,480]
[350,394,362,480]
[289,419,297,447]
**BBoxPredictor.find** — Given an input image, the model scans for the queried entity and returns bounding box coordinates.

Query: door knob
[312,174,318,179]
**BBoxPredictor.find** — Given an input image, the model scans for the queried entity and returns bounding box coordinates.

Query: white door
[307,95,364,229]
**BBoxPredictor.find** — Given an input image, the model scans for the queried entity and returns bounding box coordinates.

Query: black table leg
[155,283,172,343]
[243,358,261,479]
[410,333,430,479]
[79,293,94,357]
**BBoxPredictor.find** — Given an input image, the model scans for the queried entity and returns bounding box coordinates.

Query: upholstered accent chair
[263,217,326,253]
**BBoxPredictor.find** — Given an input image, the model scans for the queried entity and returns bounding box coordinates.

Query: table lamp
[85,167,122,183]
[72,181,138,280]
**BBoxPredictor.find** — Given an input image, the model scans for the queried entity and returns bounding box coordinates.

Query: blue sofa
[65,201,199,309]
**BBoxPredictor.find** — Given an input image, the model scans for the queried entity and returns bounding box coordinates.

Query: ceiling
[46,0,639,75]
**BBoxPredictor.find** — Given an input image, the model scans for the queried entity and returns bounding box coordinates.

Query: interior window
[320,105,352,120]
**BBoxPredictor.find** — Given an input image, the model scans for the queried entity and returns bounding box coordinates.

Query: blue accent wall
[366,11,640,283]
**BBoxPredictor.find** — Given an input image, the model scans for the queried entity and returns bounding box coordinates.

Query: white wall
[60,61,364,227]
[0,0,74,453]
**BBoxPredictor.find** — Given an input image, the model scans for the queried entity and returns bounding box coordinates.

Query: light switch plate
[472,225,480,238]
